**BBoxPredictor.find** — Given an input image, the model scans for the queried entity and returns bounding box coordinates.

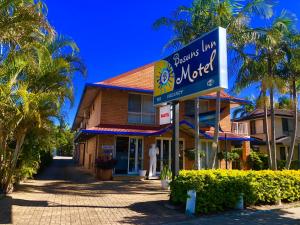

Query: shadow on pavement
[1,157,300,225]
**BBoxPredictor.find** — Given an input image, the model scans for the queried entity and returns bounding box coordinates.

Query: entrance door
[156,139,171,172]
[156,139,184,172]
[115,137,129,174]
[128,137,143,174]
[200,141,212,169]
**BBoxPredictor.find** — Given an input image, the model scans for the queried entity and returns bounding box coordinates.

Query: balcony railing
[231,122,248,135]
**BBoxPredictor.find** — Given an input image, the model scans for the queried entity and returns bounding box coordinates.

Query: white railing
[231,122,248,135]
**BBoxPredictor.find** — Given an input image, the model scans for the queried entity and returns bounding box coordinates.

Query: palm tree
[0,0,54,47]
[275,96,292,109]
[235,54,274,168]
[235,11,295,170]
[153,0,275,169]
[232,96,256,119]
[279,32,300,169]
[0,36,86,193]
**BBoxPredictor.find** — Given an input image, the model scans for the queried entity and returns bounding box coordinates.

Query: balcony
[231,122,248,135]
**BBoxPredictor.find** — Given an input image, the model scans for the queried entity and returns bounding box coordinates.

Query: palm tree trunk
[262,89,272,168]
[3,132,26,193]
[209,91,221,169]
[0,131,9,192]
[270,87,277,170]
[286,78,298,169]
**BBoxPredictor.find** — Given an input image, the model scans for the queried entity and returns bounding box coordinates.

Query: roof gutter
[86,83,153,94]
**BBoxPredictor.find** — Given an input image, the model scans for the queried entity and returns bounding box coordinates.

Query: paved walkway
[0,157,300,225]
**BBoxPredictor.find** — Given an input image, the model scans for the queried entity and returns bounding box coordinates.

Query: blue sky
[44,0,300,125]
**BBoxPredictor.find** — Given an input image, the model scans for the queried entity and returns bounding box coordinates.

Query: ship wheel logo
[154,60,175,96]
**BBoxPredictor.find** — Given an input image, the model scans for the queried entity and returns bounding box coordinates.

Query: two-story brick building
[72,63,251,176]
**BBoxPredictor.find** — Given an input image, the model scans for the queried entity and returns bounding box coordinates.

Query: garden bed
[170,170,300,214]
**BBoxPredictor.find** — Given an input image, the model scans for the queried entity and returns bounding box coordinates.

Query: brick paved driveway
[0,157,190,225]
[1,157,300,225]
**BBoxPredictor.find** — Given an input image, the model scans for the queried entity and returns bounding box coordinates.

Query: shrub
[170,170,300,214]
[217,151,240,161]
[247,151,269,170]
[277,160,300,170]
[184,149,205,161]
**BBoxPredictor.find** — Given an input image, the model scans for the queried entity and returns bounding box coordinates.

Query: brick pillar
[242,140,251,170]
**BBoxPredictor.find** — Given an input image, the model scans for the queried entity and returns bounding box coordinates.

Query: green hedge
[170,170,300,214]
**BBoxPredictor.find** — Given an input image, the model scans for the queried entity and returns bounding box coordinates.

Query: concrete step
[112,175,145,181]
[112,174,161,181]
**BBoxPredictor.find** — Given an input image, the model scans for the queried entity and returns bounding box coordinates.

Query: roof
[93,63,248,102]
[75,120,251,142]
[235,109,296,121]
[72,62,249,130]
[96,63,154,91]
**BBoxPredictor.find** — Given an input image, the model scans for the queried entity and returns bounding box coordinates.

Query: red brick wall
[79,143,85,166]
[87,91,101,128]
[83,136,97,173]
[242,141,251,170]
[100,89,129,125]
[97,135,115,156]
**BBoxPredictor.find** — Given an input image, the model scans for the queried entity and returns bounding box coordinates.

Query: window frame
[184,99,209,116]
[282,118,289,135]
[250,120,256,135]
[128,93,156,125]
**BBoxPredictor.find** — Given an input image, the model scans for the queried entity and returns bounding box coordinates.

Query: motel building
[72,63,252,177]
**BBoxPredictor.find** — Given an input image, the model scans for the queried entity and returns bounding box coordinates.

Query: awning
[165,120,253,141]
[75,120,252,142]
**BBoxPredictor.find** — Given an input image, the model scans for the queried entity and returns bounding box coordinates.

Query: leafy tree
[15,126,56,183]
[55,125,74,156]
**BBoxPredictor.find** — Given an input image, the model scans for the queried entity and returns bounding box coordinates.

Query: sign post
[154,27,228,175]
[171,101,180,177]
[194,98,201,170]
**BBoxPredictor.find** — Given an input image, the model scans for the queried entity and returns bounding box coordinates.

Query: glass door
[156,138,185,172]
[200,141,212,169]
[115,137,129,174]
[156,139,161,173]
[128,137,143,174]
[156,138,172,172]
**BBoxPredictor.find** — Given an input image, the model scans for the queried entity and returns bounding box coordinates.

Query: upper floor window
[250,120,256,135]
[282,118,289,135]
[128,94,155,125]
[184,99,209,116]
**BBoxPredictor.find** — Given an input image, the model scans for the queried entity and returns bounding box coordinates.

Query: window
[280,147,286,160]
[250,120,256,135]
[184,99,209,116]
[282,118,289,135]
[128,94,155,124]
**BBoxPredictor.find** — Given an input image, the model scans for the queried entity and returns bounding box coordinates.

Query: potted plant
[160,165,172,189]
[95,156,117,181]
